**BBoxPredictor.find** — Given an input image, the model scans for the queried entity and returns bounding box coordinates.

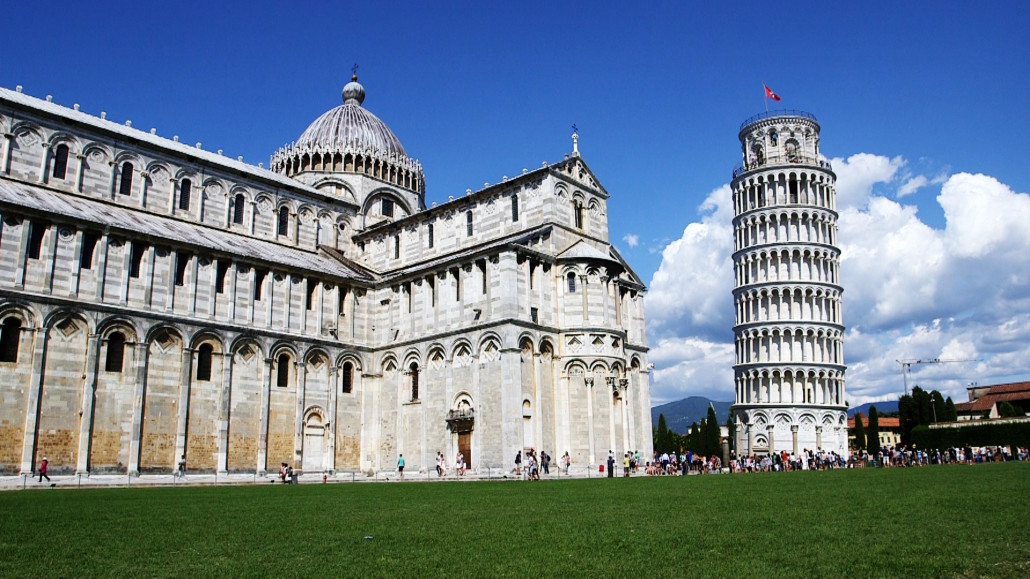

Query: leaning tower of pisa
[730,111,848,458]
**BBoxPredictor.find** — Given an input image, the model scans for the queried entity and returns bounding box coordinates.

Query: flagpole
[763,80,768,113]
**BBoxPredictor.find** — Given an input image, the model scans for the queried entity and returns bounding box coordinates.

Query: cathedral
[0,77,652,477]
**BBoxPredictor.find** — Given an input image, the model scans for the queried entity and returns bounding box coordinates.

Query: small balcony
[446,407,475,432]
[733,154,833,179]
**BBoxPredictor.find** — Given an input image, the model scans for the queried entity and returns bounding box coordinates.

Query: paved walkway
[1,468,648,490]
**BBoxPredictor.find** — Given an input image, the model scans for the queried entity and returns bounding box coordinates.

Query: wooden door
[458,432,471,469]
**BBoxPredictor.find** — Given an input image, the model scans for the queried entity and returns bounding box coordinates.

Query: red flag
[764,84,781,101]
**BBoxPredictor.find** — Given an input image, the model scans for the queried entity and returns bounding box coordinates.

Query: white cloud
[622,233,639,248]
[831,153,904,210]
[897,175,928,198]
[645,156,1030,407]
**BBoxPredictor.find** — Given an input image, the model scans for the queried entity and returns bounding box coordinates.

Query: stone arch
[564,359,587,376]
[44,308,94,335]
[380,353,398,373]
[450,339,473,360]
[0,301,39,328]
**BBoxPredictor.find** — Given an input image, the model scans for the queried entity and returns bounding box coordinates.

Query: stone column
[226,262,238,321]
[74,154,85,192]
[14,218,30,289]
[41,223,58,292]
[767,424,775,455]
[746,420,754,457]
[127,341,149,476]
[168,178,178,214]
[294,362,307,466]
[139,171,149,208]
[173,347,194,473]
[20,327,49,474]
[816,425,823,450]
[791,424,799,456]
[327,365,338,474]
[256,357,273,475]
[216,350,233,475]
[75,333,101,474]
[143,246,156,307]
[37,142,50,184]
[585,376,596,467]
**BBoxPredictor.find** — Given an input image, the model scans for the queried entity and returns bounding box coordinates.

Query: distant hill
[651,397,732,434]
[848,400,899,417]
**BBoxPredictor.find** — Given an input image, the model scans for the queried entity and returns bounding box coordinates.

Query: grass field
[1,463,1027,577]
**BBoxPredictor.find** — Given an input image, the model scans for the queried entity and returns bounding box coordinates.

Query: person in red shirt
[38,457,50,483]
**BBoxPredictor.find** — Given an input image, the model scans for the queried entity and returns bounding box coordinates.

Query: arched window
[105,332,126,373]
[277,353,290,387]
[118,162,134,196]
[410,362,419,400]
[179,179,192,210]
[232,193,245,224]
[341,361,354,393]
[382,198,394,218]
[567,272,577,293]
[196,343,213,381]
[52,144,69,180]
[466,211,473,236]
[394,234,400,259]
[574,201,584,229]
[427,223,434,248]
[511,194,519,222]
[0,317,22,363]
[277,208,289,237]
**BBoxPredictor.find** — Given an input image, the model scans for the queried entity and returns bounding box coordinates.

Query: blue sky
[6,1,1029,405]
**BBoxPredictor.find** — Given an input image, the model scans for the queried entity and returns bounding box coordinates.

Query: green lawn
[1,463,1027,577]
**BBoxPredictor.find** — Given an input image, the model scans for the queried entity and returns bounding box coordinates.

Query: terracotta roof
[984,381,1030,395]
[848,416,900,429]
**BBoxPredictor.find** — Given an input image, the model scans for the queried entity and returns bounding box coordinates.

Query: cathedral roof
[293,75,407,157]
[0,180,372,281]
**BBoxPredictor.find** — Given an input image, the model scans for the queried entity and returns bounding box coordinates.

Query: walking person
[514,450,522,475]
[38,457,50,483]
[398,454,405,480]
[176,454,187,480]
[562,451,571,475]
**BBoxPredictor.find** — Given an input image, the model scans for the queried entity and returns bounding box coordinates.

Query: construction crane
[895,358,978,396]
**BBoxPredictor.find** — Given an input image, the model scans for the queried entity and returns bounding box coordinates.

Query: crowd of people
[851,444,1028,467]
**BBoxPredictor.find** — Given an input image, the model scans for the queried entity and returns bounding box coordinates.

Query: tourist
[514,450,522,475]
[397,454,405,480]
[177,454,187,480]
[607,451,615,478]
[38,457,50,483]
[562,451,571,475]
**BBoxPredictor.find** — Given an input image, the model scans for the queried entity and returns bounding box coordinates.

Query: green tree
[997,401,1024,418]
[705,405,721,457]
[930,390,946,423]
[867,406,881,456]
[688,422,701,453]
[851,413,866,452]
[654,413,672,454]
[944,397,958,421]
[912,386,933,426]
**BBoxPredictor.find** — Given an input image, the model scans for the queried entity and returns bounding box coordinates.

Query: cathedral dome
[271,75,424,196]
[293,75,407,156]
